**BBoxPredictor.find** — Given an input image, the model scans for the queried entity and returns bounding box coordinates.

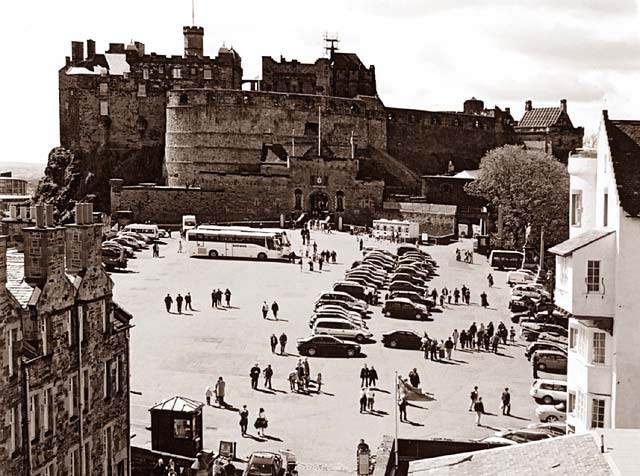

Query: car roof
[313,317,358,324]
[384,329,421,336]
[532,378,567,385]
[534,350,567,356]
[386,298,416,305]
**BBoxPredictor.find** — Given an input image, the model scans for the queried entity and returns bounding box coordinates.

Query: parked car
[243,451,284,476]
[315,291,368,311]
[522,323,568,342]
[111,235,143,251]
[526,422,567,436]
[388,280,427,294]
[101,245,127,270]
[345,273,384,289]
[512,284,551,300]
[382,298,430,320]
[388,290,435,309]
[362,257,393,271]
[388,272,427,287]
[331,282,374,304]
[510,311,532,324]
[103,240,135,257]
[311,317,373,343]
[507,270,536,286]
[397,244,430,257]
[310,309,367,329]
[525,341,568,361]
[479,429,554,445]
[351,265,387,279]
[297,335,361,357]
[381,330,423,349]
[119,230,152,244]
[315,299,368,317]
[530,379,567,404]
[394,266,430,279]
[533,350,568,373]
[537,333,568,346]
[535,402,566,422]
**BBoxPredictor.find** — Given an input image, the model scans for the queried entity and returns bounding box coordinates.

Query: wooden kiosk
[149,396,204,457]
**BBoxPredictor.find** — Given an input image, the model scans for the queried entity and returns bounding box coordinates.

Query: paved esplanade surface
[112,232,538,474]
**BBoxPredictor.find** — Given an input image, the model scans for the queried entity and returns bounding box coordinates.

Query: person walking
[254,408,268,437]
[316,372,322,394]
[288,370,297,392]
[445,337,454,360]
[271,301,279,320]
[474,397,485,426]
[176,294,184,314]
[263,364,273,390]
[367,387,375,412]
[368,366,378,388]
[359,387,368,413]
[215,377,226,406]
[279,332,288,355]
[178,239,183,253]
[408,368,420,388]
[360,365,369,387]
[164,294,173,313]
[452,329,459,349]
[216,289,223,307]
[421,334,429,360]
[185,292,194,311]
[480,291,489,308]
[211,289,217,308]
[224,289,231,307]
[399,396,408,422]
[250,364,261,390]
[261,301,269,319]
[460,329,467,349]
[501,388,511,415]
[318,255,324,271]
[205,386,213,406]
[239,405,249,436]
[453,288,460,304]
[303,357,311,387]
[270,334,278,353]
[510,326,516,344]
[487,273,494,287]
[469,386,479,411]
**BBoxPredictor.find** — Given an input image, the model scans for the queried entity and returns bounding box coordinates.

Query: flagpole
[394,371,399,470]
[318,105,322,156]
[292,128,295,157]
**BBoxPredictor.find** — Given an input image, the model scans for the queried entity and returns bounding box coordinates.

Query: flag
[397,375,431,401]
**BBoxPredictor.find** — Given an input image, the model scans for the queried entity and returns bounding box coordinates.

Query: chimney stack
[87,39,96,58]
[505,107,511,115]
[23,204,65,286]
[34,204,45,228]
[0,235,7,287]
[603,110,609,121]
[525,100,533,112]
[71,41,84,64]
[65,203,101,275]
[560,99,567,113]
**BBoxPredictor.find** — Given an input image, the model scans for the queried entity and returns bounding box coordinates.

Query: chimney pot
[75,203,83,225]
[9,205,17,219]
[87,203,94,224]
[87,39,96,58]
[525,100,533,112]
[45,204,54,228]
[71,41,84,64]
[35,204,45,228]
[20,206,29,221]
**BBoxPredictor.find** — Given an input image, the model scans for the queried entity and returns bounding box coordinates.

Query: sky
[1,0,639,166]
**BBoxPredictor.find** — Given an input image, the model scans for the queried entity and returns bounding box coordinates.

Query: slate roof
[548,229,615,257]
[332,52,365,69]
[259,143,289,162]
[518,107,567,129]
[604,118,640,217]
[149,395,204,413]
[408,434,614,476]
[6,249,35,308]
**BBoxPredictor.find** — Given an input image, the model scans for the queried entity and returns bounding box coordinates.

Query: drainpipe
[77,305,85,470]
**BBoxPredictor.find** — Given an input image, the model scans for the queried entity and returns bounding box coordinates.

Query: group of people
[205,377,227,407]
[250,363,275,390]
[288,358,321,394]
[211,288,232,308]
[238,404,268,437]
[359,364,379,387]
[431,285,472,306]
[269,332,288,355]
[163,292,194,313]
[457,321,516,353]
[455,248,474,263]
[261,300,280,319]
[469,386,512,426]
[152,458,180,476]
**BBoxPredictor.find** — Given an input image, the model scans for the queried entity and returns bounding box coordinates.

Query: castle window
[100,101,109,116]
[142,67,149,80]
[350,104,360,114]
[294,189,302,210]
[430,116,440,125]
[304,122,319,136]
[475,120,480,128]
[336,191,345,212]
[179,93,189,105]
[204,68,212,80]
[99,83,108,96]
[172,67,182,79]
[190,67,197,76]
[159,65,165,75]
[137,84,147,97]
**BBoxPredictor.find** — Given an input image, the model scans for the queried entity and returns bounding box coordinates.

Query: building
[0,173,31,213]
[0,203,132,475]
[549,111,640,433]
[515,99,584,163]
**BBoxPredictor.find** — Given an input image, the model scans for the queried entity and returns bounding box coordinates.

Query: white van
[123,223,159,241]
[507,270,535,286]
[312,317,373,343]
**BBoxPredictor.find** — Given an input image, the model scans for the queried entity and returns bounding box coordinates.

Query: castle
[54,26,583,225]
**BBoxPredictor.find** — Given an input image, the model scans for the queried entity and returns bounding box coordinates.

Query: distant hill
[0,161,46,194]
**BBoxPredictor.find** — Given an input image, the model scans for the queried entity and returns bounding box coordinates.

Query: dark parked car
[525,341,568,360]
[388,280,427,294]
[297,335,361,357]
[522,323,568,341]
[382,298,430,320]
[381,330,423,349]
[388,290,435,309]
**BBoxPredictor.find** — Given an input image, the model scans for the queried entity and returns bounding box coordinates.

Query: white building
[549,111,640,433]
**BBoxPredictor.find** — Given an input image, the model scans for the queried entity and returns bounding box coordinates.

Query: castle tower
[65,203,102,275]
[183,26,204,58]
[23,204,65,286]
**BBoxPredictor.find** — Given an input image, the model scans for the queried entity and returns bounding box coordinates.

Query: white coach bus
[197,225,291,248]
[185,228,290,260]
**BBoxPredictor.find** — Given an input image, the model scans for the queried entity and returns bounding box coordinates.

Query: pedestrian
[368,366,378,388]
[185,292,193,311]
[430,288,438,302]
[225,288,231,307]
[164,293,173,313]
[421,335,429,360]
[313,240,317,255]
[270,334,278,353]
[501,388,511,415]
[408,368,420,388]
[261,301,269,319]
[279,332,288,355]
[359,387,368,413]
[211,289,217,308]
[359,238,364,251]
[465,289,471,305]
[318,255,324,271]
[216,289,223,307]
[215,377,226,406]
[469,386,479,411]
[176,294,183,314]
[399,396,408,422]
[316,372,322,393]
[448,294,452,305]
[250,363,261,390]
[331,250,337,263]
[439,294,445,307]
[271,300,279,320]
[510,326,516,344]
[445,337,454,360]
[430,339,438,361]
[263,364,273,390]
[474,397,485,426]
[469,322,477,341]
[452,329,459,349]
[487,273,494,287]
[153,243,159,257]
[239,405,249,436]
[303,358,311,387]
[153,459,166,476]
[480,291,488,308]
[308,259,314,271]
[288,370,297,392]
[360,364,369,387]
[205,386,212,406]
[491,334,500,353]
[254,408,268,437]
[459,330,467,349]
[453,288,460,304]
[178,239,183,253]
[367,388,375,412]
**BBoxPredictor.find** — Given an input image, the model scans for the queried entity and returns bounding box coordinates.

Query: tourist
[185,292,194,311]
[254,408,268,437]
[224,288,232,307]
[263,364,273,390]
[288,370,297,392]
[421,334,429,359]
[270,334,278,353]
[430,339,438,361]
[367,388,375,412]
[399,396,408,422]
[360,364,369,387]
[408,368,420,388]
[459,329,467,349]
[164,294,173,313]
[491,334,500,353]
[359,387,368,413]
[271,300,279,320]
[487,273,494,287]
[279,332,288,355]
[261,301,269,319]
[465,288,471,305]
[215,377,226,406]
[469,386,478,411]
[368,366,378,387]
[211,289,217,308]
[176,294,183,314]
[303,358,311,387]
[501,388,511,415]
[480,291,488,308]
[239,405,249,436]
[178,239,183,253]
[250,364,261,390]
[452,329,459,349]
[445,337,454,360]
[510,326,516,344]
[316,372,323,393]
[474,397,485,426]
[205,386,212,406]
[331,250,337,263]
[453,288,460,304]
[318,255,324,270]
[308,259,314,271]
[152,459,166,476]
[487,321,494,338]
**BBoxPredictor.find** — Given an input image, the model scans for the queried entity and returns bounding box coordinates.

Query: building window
[100,101,109,116]
[603,191,609,227]
[69,373,79,418]
[558,258,568,288]
[7,327,18,376]
[69,446,80,476]
[83,440,92,476]
[9,406,19,454]
[593,332,606,364]
[104,360,113,400]
[569,327,577,350]
[137,84,147,97]
[142,67,149,80]
[336,191,345,212]
[304,122,319,136]
[99,83,108,96]
[586,260,601,293]
[43,387,54,434]
[114,356,121,394]
[568,391,576,413]
[68,308,78,347]
[570,191,582,226]
[190,67,197,76]
[294,189,302,210]
[80,305,88,343]
[29,393,40,442]
[104,426,113,475]
[576,390,587,424]
[204,68,212,80]
[173,418,192,439]
[103,300,112,335]
[172,67,182,79]
[43,462,56,476]
[82,368,90,412]
[591,399,605,428]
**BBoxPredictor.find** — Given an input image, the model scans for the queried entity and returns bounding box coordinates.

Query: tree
[465,145,569,252]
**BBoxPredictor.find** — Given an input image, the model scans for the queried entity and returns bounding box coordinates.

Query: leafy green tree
[465,145,569,252]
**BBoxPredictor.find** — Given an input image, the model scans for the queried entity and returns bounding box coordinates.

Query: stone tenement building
[0,204,132,475]
[53,25,583,224]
